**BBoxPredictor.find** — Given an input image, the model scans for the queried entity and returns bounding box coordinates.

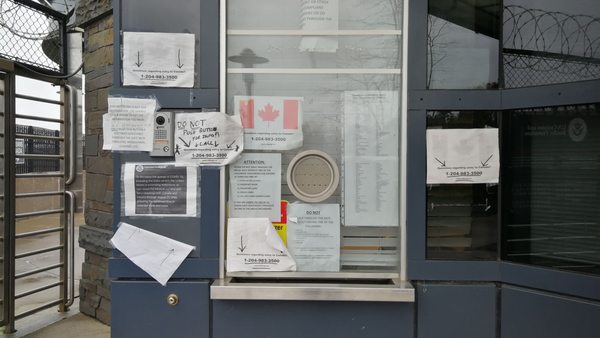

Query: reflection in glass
[426,111,499,260]
[427,0,501,89]
[503,0,600,88]
[503,104,600,275]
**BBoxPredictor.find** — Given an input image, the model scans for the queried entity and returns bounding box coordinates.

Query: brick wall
[75,0,113,325]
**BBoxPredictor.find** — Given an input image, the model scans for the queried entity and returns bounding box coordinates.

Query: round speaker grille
[287,150,339,203]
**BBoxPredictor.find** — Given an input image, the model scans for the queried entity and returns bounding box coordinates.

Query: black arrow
[178,137,191,148]
[435,157,446,167]
[481,154,493,167]
[176,49,184,69]
[135,51,143,67]
[238,235,246,252]
[226,140,236,149]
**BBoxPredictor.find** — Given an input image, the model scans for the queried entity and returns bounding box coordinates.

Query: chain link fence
[0,0,67,73]
[15,124,60,174]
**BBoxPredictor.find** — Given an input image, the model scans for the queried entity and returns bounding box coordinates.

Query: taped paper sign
[300,0,339,52]
[174,112,243,166]
[102,113,112,150]
[229,153,281,221]
[426,128,499,184]
[122,32,195,87]
[235,96,303,150]
[287,203,340,272]
[110,222,195,286]
[343,91,399,227]
[123,163,198,217]
[105,97,157,152]
[227,218,296,272]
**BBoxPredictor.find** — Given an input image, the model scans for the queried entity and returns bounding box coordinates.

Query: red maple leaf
[258,103,279,122]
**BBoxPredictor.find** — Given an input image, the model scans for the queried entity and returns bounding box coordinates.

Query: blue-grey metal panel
[406,109,427,263]
[407,0,427,91]
[110,152,220,278]
[112,0,219,109]
[416,283,496,338]
[409,260,500,281]
[501,285,600,338]
[213,300,414,338]
[409,90,502,110]
[500,262,600,301]
[112,280,210,338]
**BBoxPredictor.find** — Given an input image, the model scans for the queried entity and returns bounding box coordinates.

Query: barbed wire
[503,5,600,87]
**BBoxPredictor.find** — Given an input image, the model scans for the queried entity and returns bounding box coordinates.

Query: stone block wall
[75,0,113,325]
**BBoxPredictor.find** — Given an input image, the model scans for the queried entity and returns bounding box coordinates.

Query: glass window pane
[427,0,501,89]
[503,104,600,275]
[426,111,499,260]
[503,0,600,88]
[226,1,403,274]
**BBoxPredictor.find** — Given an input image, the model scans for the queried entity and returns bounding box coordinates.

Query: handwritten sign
[122,32,195,87]
[174,112,244,166]
[426,128,499,184]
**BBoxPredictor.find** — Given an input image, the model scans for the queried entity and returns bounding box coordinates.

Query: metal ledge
[211,278,414,302]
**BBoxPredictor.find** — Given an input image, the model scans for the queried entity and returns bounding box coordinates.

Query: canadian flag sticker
[235,96,303,150]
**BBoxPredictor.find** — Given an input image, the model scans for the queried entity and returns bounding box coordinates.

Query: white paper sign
[300,0,339,52]
[426,128,499,184]
[106,97,157,152]
[110,222,195,286]
[174,112,244,166]
[227,218,297,272]
[122,32,195,87]
[287,203,340,271]
[102,113,112,150]
[343,91,399,227]
[235,96,303,150]
[123,163,197,217]
[229,153,281,221]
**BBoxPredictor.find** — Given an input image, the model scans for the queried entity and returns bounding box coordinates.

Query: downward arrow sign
[178,137,191,148]
[134,51,143,67]
[176,49,184,69]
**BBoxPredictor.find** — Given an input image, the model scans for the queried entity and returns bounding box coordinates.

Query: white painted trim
[227,29,402,36]
[227,68,402,75]
[400,0,410,282]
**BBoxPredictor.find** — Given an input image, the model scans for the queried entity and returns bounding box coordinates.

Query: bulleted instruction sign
[123,163,198,217]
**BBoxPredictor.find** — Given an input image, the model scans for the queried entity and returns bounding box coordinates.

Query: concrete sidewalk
[3,301,109,338]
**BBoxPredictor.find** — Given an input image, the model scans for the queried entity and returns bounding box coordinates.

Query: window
[502,104,600,275]
[225,0,405,276]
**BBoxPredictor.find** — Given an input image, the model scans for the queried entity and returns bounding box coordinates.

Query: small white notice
[235,96,303,150]
[105,97,157,152]
[287,203,340,272]
[426,128,499,184]
[102,113,112,150]
[122,32,195,87]
[229,153,281,221]
[123,163,197,217]
[174,112,244,166]
[227,218,297,272]
[110,222,195,286]
[299,0,339,52]
[343,91,399,227]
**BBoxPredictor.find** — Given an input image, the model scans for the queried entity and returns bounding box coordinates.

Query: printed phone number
[244,258,280,264]
[447,171,483,177]
[251,136,287,142]
[140,74,178,80]
[191,153,228,159]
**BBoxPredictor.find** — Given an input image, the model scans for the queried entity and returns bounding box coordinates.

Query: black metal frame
[406,0,600,301]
